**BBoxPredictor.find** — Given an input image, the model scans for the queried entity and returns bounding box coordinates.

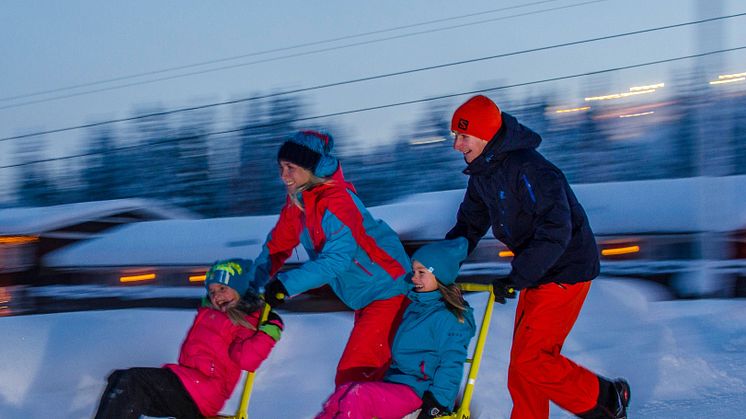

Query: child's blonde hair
[206,298,260,331]
[437,282,468,322]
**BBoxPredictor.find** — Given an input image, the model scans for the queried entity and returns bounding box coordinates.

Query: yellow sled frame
[441,282,495,419]
[217,283,494,419]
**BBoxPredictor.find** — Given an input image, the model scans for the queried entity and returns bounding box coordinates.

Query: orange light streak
[119,273,156,283]
[0,236,38,245]
[601,246,640,256]
[189,274,207,282]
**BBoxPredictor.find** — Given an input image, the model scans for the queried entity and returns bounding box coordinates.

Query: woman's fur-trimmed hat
[277,130,339,177]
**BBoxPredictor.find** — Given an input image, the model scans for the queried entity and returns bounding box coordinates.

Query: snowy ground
[1,278,745,419]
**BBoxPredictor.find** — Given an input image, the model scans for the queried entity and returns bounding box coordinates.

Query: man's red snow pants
[508,280,600,419]
[335,294,408,387]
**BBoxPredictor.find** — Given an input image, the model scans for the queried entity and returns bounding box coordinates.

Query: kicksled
[215,282,496,419]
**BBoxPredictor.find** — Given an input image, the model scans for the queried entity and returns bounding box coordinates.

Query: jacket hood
[322,162,356,193]
[464,112,542,174]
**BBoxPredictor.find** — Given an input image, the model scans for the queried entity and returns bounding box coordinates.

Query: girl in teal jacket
[316,238,476,419]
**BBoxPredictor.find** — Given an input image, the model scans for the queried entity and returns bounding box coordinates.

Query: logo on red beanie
[451,95,502,142]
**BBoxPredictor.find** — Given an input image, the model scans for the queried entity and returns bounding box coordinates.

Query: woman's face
[279,160,313,193]
[411,260,438,292]
[208,283,240,312]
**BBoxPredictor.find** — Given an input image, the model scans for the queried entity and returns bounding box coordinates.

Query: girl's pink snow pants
[315,381,422,419]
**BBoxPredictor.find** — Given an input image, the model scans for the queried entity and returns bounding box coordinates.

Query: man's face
[452,132,488,163]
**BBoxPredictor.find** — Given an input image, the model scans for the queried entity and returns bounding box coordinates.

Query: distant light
[498,250,514,257]
[585,89,657,102]
[619,111,654,118]
[189,274,207,282]
[717,72,746,80]
[601,245,640,256]
[0,288,10,305]
[709,77,745,85]
[629,83,664,91]
[410,136,447,145]
[585,81,664,102]
[0,235,38,245]
[119,273,156,283]
[555,106,590,114]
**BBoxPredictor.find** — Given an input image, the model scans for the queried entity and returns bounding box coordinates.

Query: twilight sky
[1,0,744,200]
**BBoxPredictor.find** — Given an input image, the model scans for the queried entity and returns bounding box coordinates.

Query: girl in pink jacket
[94,259,283,419]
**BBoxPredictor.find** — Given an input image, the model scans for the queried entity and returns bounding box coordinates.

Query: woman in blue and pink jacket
[250,130,411,387]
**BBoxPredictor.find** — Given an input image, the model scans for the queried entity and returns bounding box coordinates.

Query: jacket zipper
[353,259,373,276]
[499,190,512,239]
[419,360,430,381]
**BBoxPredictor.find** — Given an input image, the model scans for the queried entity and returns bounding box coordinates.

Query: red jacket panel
[265,167,406,280]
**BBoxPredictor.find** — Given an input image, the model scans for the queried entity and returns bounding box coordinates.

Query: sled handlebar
[457,282,494,293]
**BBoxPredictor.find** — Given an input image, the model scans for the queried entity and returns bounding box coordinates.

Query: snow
[2,279,745,418]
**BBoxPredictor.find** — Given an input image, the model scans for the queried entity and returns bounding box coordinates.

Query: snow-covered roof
[369,189,464,241]
[0,199,197,236]
[575,175,746,235]
[43,176,746,268]
[43,214,310,268]
[371,175,746,238]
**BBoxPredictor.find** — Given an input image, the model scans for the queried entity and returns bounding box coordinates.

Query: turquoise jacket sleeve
[277,211,356,297]
[249,231,274,290]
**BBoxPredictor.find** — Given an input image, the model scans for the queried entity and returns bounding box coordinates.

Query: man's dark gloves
[492,276,517,304]
[263,279,287,307]
[417,391,448,419]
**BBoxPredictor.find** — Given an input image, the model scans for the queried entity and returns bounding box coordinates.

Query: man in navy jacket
[446,95,630,419]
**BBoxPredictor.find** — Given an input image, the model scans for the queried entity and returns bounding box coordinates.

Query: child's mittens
[259,310,284,342]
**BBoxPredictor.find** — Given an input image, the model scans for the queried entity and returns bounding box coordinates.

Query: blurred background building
[0,1,744,312]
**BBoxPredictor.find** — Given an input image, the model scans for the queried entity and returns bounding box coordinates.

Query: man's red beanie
[451,95,502,142]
